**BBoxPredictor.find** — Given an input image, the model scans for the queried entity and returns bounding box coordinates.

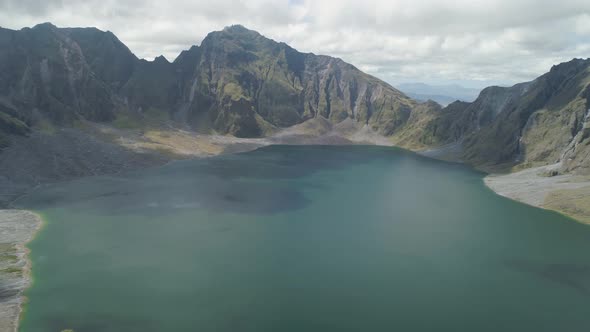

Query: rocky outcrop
[170,25,431,137]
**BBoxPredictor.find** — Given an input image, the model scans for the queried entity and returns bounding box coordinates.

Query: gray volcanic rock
[0,128,168,207]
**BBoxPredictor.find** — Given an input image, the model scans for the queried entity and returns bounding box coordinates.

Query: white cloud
[1,0,589,88]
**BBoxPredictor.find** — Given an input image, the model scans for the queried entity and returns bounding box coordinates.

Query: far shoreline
[5,114,589,225]
[7,131,590,224]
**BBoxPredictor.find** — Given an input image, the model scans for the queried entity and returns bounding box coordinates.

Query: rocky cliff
[411,58,590,174]
[0,23,438,143]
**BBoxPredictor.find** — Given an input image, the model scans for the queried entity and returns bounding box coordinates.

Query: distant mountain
[398,83,481,106]
[401,93,457,107]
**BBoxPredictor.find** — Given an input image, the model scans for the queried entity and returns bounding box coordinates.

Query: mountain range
[0,23,435,140]
[1,23,589,216]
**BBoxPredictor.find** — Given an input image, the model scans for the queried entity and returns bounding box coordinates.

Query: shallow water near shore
[16,145,590,331]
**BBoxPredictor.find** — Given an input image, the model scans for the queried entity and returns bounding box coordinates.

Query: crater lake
[16,145,590,332]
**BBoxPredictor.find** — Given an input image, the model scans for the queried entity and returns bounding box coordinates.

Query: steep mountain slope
[171,25,436,137]
[0,23,119,131]
[396,59,590,175]
[463,60,590,171]
[1,23,589,177]
[0,23,437,142]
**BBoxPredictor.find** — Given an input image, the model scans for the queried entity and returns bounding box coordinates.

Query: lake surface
[17,145,590,331]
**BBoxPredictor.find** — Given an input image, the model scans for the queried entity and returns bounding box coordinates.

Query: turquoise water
[17,145,590,331]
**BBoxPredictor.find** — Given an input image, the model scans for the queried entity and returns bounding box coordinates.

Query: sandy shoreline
[484,164,590,224]
[0,210,42,332]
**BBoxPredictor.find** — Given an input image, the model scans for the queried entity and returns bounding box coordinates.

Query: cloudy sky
[1,0,589,88]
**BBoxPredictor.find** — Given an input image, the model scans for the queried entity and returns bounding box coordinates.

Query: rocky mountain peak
[549,58,590,74]
[153,55,170,64]
[223,24,252,33]
[31,22,57,31]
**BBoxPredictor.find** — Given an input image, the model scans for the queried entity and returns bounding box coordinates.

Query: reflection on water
[20,145,383,216]
[505,259,590,296]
